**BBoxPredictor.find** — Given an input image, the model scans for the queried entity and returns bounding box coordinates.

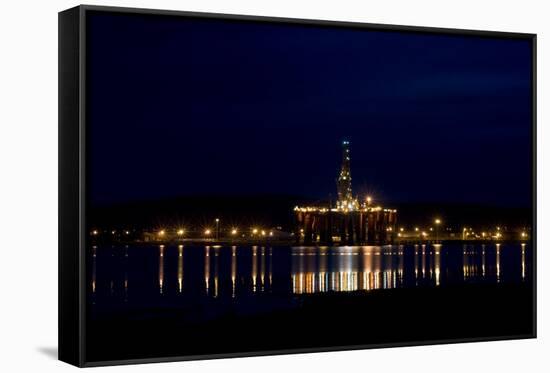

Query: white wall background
[0,0,547,371]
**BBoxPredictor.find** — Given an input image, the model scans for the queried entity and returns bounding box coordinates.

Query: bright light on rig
[158,230,165,236]
[177,229,184,236]
[231,229,238,235]
[204,229,211,236]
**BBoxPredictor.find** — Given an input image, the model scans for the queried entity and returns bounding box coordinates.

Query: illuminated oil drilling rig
[294,140,397,245]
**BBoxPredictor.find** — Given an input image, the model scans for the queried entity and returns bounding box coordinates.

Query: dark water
[86,243,533,361]
[89,243,532,315]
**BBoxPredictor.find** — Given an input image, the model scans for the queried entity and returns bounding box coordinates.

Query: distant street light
[434,219,441,242]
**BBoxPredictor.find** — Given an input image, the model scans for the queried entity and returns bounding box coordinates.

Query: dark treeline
[88,195,532,231]
[88,194,315,231]
[394,202,532,230]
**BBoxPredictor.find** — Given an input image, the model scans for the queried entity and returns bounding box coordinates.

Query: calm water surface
[89,243,532,316]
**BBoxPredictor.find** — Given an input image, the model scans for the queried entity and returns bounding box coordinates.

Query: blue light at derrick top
[342,140,349,145]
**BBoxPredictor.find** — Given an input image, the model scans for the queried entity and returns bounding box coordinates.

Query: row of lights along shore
[392,219,529,240]
[91,218,276,239]
[154,228,275,237]
[91,217,529,241]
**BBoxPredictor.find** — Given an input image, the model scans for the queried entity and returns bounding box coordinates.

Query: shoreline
[89,238,530,247]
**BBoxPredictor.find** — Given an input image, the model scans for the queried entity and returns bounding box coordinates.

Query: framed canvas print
[59,5,536,367]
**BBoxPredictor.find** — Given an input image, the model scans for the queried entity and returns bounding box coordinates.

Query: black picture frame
[59,4,537,367]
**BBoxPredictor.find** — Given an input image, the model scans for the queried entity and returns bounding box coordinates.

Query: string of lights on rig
[294,140,398,245]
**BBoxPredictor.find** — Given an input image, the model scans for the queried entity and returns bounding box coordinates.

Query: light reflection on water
[177,245,183,293]
[291,246,405,294]
[89,243,532,304]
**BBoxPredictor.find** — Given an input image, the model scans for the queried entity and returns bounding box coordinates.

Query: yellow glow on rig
[158,230,165,237]
[252,228,258,235]
[177,229,184,236]
[92,230,98,235]
[231,228,238,235]
[204,229,211,235]
[435,219,441,225]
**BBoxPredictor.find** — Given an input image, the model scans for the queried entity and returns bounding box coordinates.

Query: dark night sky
[87,12,533,208]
